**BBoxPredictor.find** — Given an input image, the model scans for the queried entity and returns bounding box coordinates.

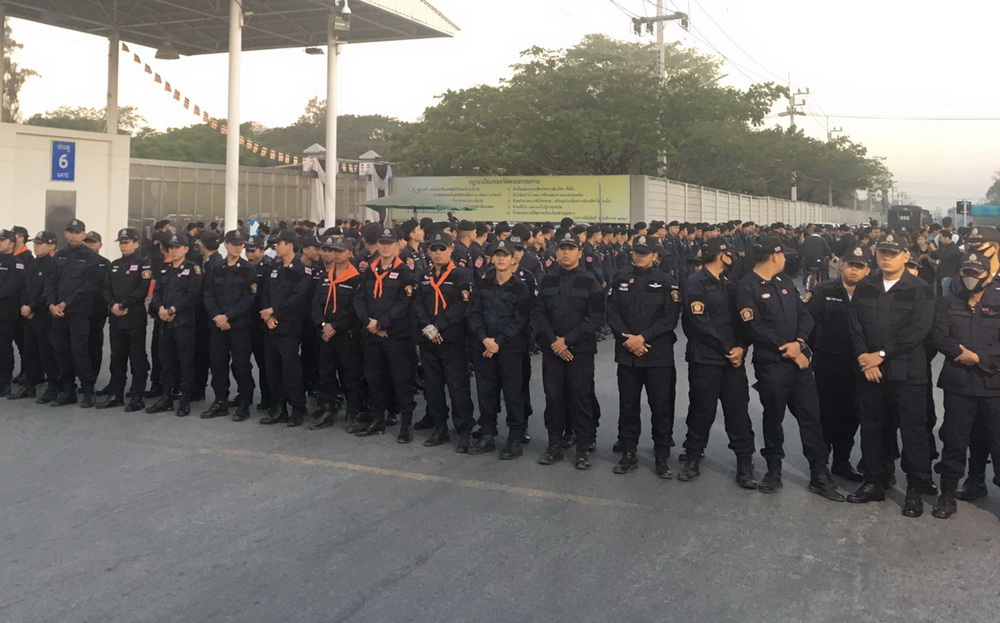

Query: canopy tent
[362,191,475,219]
[0,0,457,229]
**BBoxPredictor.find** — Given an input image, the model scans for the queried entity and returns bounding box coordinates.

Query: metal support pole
[106,29,120,134]
[224,0,242,231]
[325,12,340,227]
[0,3,6,122]
[656,0,665,79]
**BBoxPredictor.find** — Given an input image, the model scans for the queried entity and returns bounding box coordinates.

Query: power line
[609,0,641,19]
[829,114,1000,121]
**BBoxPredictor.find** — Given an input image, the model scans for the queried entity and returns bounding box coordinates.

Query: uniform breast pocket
[890,301,915,325]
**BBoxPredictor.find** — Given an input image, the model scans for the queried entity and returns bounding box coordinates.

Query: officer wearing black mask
[930,252,1000,518]
[846,233,935,517]
[606,235,681,478]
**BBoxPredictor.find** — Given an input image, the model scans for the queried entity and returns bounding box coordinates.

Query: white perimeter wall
[0,123,129,238]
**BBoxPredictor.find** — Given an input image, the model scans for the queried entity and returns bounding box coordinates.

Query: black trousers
[813,352,860,462]
[752,360,828,470]
[0,320,14,385]
[23,313,59,387]
[421,342,475,434]
[938,392,1000,481]
[363,336,416,424]
[616,364,676,456]
[541,350,596,450]
[318,331,364,415]
[13,316,24,374]
[107,321,149,396]
[474,347,525,436]
[301,323,319,394]
[149,319,162,389]
[250,320,271,405]
[89,312,107,383]
[521,349,533,421]
[51,314,95,392]
[857,378,931,485]
[682,362,755,458]
[209,325,255,404]
[265,330,305,408]
[159,324,195,399]
[194,306,210,394]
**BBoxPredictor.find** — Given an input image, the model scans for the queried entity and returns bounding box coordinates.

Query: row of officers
[3,218,999,522]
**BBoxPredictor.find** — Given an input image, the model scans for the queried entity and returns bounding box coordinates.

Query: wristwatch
[877,349,886,358]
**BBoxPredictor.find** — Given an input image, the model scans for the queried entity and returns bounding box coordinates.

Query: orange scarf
[371,256,402,298]
[324,263,360,314]
[429,262,456,315]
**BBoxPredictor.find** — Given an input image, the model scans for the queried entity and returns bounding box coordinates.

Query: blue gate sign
[52,141,76,182]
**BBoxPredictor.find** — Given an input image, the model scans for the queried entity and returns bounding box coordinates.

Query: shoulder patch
[671,289,681,303]
[690,301,705,315]
[740,307,754,322]
[404,284,415,297]
[141,269,152,280]
[250,282,258,294]
[461,289,470,302]
[803,291,813,303]
[193,264,202,275]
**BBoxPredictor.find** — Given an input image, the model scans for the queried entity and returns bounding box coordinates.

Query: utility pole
[777,78,808,202]
[826,117,842,207]
[656,0,665,79]
[632,9,689,79]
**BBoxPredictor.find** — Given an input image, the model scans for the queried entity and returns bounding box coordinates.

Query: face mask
[962,275,989,293]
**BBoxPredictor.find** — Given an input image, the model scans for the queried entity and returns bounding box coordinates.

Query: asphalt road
[2,336,1000,622]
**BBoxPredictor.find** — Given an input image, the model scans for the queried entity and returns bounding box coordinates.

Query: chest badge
[761,293,771,299]
[690,301,705,315]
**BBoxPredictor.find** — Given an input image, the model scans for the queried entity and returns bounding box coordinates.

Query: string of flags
[121,42,302,166]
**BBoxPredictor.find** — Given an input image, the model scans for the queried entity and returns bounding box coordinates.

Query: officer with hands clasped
[12,231,60,403]
[97,228,151,412]
[606,235,682,478]
[736,235,846,501]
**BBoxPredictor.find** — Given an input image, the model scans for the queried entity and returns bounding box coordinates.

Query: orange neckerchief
[371,256,402,298]
[324,263,360,314]
[429,262,456,315]
[13,246,30,256]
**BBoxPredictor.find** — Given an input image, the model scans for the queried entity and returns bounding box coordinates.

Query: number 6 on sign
[51,141,76,182]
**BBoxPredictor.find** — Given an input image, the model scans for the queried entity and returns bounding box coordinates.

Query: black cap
[166,233,189,248]
[300,235,320,248]
[115,228,139,242]
[427,230,452,249]
[966,226,1000,245]
[667,220,680,227]
[507,234,526,249]
[0,229,15,242]
[631,235,658,253]
[457,219,476,232]
[875,234,907,254]
[32,230,57,244]
[961,252,990,274]
[224,230,246,245]
[321,235,351,251]
[555,231,580,248]
[65,219,86,233]
[703,237,729,257]
[84,231,102,243]
[490,239,515,255]
[633,221,648,230]
[244,236,261,251]
[11,226,28,239]
[377,227,400,244]
[274,230,298,245]
[842,245,869,266]
[753,235,796,257]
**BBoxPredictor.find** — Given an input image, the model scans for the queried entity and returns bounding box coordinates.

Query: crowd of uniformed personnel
[3,213,999,520]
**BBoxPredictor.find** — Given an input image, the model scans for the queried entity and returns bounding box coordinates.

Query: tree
[2,18,39,123]
[986,169,1000,204]
[25,105,147,135]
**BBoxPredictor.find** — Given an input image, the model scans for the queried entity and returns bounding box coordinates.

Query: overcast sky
[8,0,999,213]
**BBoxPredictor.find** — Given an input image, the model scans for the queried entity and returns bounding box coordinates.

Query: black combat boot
[355,414,386,437]
[309,406,336,430]
[956,476,988,501]
[175,398,191,417]
[902,481,925,518]
[757,460,783,494]
[499,438,523,460]
[96,395,125,410]
[613,450,638,474]
[932,478,959,519]
[846,482,886,504]
[231,403,251,422]
[809,467,847,502]
[259,403,289,425]
[36,384,59,404]
[735,455,758,489]
[469,434,496,455]
[677,455,701,482]
[423,427,451,447]
[200,400,229,419]
[8,384,35,400]
[124,396,145,413]
[145,396,173,414]
[287,405,307,427]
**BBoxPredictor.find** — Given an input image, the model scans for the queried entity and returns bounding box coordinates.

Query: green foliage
[986,169,1000,204]
[2,18,39,123]
[25,105,146,135]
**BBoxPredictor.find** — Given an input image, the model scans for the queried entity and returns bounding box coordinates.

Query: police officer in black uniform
[96,228,151,412]
[310,236,366,431]
[677,237,757,488]
[532,231,605,470]
[45,219,103,408]
[805,244,870,482]
[259,230,314,427]
[354,227,419,442]
[146,233,202,416]
[468,239,532,459]
[0,230,26,395]
[846,233,935,516]
[736,235,846,501]
[413,230,476,449]
[930,252,1000,518]
[12,231,59,403]
[201,230,257,421]
[245,236,273,411]
[606,235,682,478]
[83,231,111,392]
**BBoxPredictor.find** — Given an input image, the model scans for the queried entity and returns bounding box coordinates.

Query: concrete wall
[0,123,129,239]
[631,176,885,226]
